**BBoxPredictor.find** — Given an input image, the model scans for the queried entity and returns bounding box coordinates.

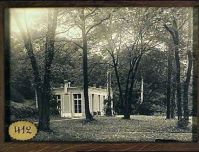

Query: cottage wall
[53,85,112,118]
[88,88,108,116]
[63,95,70,113]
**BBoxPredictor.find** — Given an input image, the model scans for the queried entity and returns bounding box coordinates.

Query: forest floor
[32,115,197,142]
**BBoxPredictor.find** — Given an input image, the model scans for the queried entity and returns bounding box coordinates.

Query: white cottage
[53,80,113,118]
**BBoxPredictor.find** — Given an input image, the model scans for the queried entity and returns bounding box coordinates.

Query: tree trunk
[170,84,176,119]
[14,14,45,129]
[125,55,142,119]
[183,50,192,124]
[170,55,176,119]
[123,98,130,119]
[164,19,182,120]
[166,48,172,119]
[183,10,193,126]
[123,62,133,119]
[39,9,58,131]
[15,9,58,131]
[174,43,182,120]
[172,22,182,120]
[140,77,144,104]
[111,54,124,115]
[106,70,112,116]
[81,9,93,121]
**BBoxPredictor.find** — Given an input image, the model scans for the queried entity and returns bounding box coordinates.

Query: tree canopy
[9,7,194,128]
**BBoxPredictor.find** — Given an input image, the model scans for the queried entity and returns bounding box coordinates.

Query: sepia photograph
[6,7,197,142]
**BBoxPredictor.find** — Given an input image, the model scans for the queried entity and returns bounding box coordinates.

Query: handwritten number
[14,126,32,134]
[26,126,32,134]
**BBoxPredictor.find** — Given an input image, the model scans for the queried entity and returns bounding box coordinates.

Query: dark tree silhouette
[15,9,58,131]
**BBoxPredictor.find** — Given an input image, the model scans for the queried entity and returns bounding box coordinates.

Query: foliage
[49,94,60,116]
[104,98,113,116]
[137,102,155,115]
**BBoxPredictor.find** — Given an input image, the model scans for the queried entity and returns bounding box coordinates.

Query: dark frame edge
[1,1,199,152]
[193,7,199,143]
[0,1,199,7]
[0,5,5,145]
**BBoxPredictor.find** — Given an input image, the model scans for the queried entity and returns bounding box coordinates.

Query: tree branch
[85,8,98,18]
[86,14,111,35]
[88,62,111,76]
[164,23,177,43]
[164,23,174,36]
[69,40,83,49]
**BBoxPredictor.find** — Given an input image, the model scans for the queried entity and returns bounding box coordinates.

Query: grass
[32,115,196,142]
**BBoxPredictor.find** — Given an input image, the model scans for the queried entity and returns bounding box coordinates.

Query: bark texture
[166,47,172,119]
[183,50,192,123]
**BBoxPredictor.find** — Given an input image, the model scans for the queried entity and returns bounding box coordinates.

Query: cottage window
[74,94,81,113]
[98,95,100,111]
[55,95,61,114]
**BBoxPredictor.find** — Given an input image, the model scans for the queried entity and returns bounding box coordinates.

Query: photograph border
[1,0,199,151]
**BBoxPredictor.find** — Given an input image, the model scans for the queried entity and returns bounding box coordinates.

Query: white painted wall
[53,86,113,118]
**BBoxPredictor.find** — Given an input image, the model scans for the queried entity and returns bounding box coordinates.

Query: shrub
[137,102,155,115]
[8,101,38,120]
[177,118,189,129]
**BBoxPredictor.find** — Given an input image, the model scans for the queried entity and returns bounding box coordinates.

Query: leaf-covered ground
[32,115,197,142]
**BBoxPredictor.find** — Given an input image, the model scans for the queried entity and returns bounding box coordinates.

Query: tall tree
[60,8,111,121]
[183,49,192,123]
[14,9,58,130]
[99,8,158,119]
[40,9,58,130]
[164,17,182,120]
[183,10,193,125]
[79,9,93,120]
